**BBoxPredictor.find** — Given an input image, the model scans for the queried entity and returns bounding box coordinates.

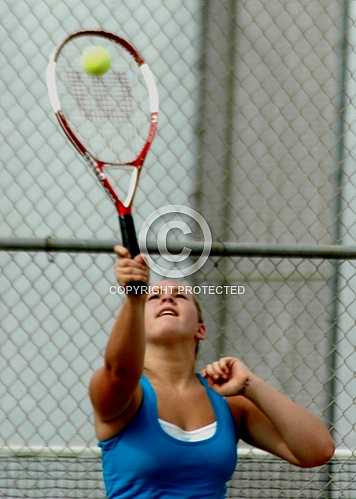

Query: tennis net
[1,446,355,498]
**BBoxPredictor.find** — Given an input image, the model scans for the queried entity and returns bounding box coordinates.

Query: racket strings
[62,71,135,122]
[55,37,150,163]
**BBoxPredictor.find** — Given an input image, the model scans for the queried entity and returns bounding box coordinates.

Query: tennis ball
[81,46,111,76]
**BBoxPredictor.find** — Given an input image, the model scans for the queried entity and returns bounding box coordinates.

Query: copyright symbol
[139,205,212,278]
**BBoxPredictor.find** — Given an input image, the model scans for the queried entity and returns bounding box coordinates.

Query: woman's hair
[192,294,204,357]
[192,294,203,323]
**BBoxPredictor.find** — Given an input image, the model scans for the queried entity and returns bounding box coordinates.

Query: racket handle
[119,213,147,295]
[119,213,140,257]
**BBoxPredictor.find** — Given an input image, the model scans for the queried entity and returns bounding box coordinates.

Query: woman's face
[144,280,204,347]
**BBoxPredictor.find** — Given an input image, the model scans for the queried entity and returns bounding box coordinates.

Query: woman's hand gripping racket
[46,30,158,293]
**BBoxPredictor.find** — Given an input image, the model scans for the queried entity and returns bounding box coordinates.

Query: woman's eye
[175,293,187,299]
[148,294,159,301]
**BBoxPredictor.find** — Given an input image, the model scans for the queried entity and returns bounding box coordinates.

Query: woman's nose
[161,295,175,303]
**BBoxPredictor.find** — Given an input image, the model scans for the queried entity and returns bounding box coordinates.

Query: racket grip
[119,213,140,257]
[119,213,147,296]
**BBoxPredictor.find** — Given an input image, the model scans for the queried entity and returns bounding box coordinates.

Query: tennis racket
[46,29,158,293]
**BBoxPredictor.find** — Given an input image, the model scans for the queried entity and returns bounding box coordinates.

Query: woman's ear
[195,322,206,341]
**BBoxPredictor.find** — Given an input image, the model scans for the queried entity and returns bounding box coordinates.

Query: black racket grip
[119,213,140,257]
[119,213,147,295]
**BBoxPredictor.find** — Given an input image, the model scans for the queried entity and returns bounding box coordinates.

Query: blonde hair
[192,294,204,357]
[192,294,203,322]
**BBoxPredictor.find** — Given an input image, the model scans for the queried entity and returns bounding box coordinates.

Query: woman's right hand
[114,245,149,289]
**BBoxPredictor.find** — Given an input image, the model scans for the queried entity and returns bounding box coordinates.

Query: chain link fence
[1,0,356,497]
[0,249,355,497]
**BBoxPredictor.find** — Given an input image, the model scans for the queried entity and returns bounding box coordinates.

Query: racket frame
[47,29,158,217]
[47,30,159,291]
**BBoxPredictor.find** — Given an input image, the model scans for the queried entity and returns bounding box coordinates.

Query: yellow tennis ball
[81,46,111,76]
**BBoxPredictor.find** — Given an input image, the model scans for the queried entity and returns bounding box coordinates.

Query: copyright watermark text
[109,284,246,296]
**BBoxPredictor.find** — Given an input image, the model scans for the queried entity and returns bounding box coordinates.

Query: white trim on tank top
[158,418,217,442]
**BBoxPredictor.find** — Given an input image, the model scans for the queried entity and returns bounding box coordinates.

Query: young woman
[89,246,335,499]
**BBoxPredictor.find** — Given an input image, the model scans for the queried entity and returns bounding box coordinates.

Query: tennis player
[89,246,335,499]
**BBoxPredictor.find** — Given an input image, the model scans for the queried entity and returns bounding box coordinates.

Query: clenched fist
[201,357,253,396]
[114,245,149,289]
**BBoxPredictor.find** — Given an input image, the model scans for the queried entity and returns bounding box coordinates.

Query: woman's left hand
[201,357,253,396]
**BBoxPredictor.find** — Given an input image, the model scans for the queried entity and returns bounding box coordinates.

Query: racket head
[47,29,158,170]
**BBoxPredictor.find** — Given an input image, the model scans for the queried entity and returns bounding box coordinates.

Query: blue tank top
[98,373,239,499]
